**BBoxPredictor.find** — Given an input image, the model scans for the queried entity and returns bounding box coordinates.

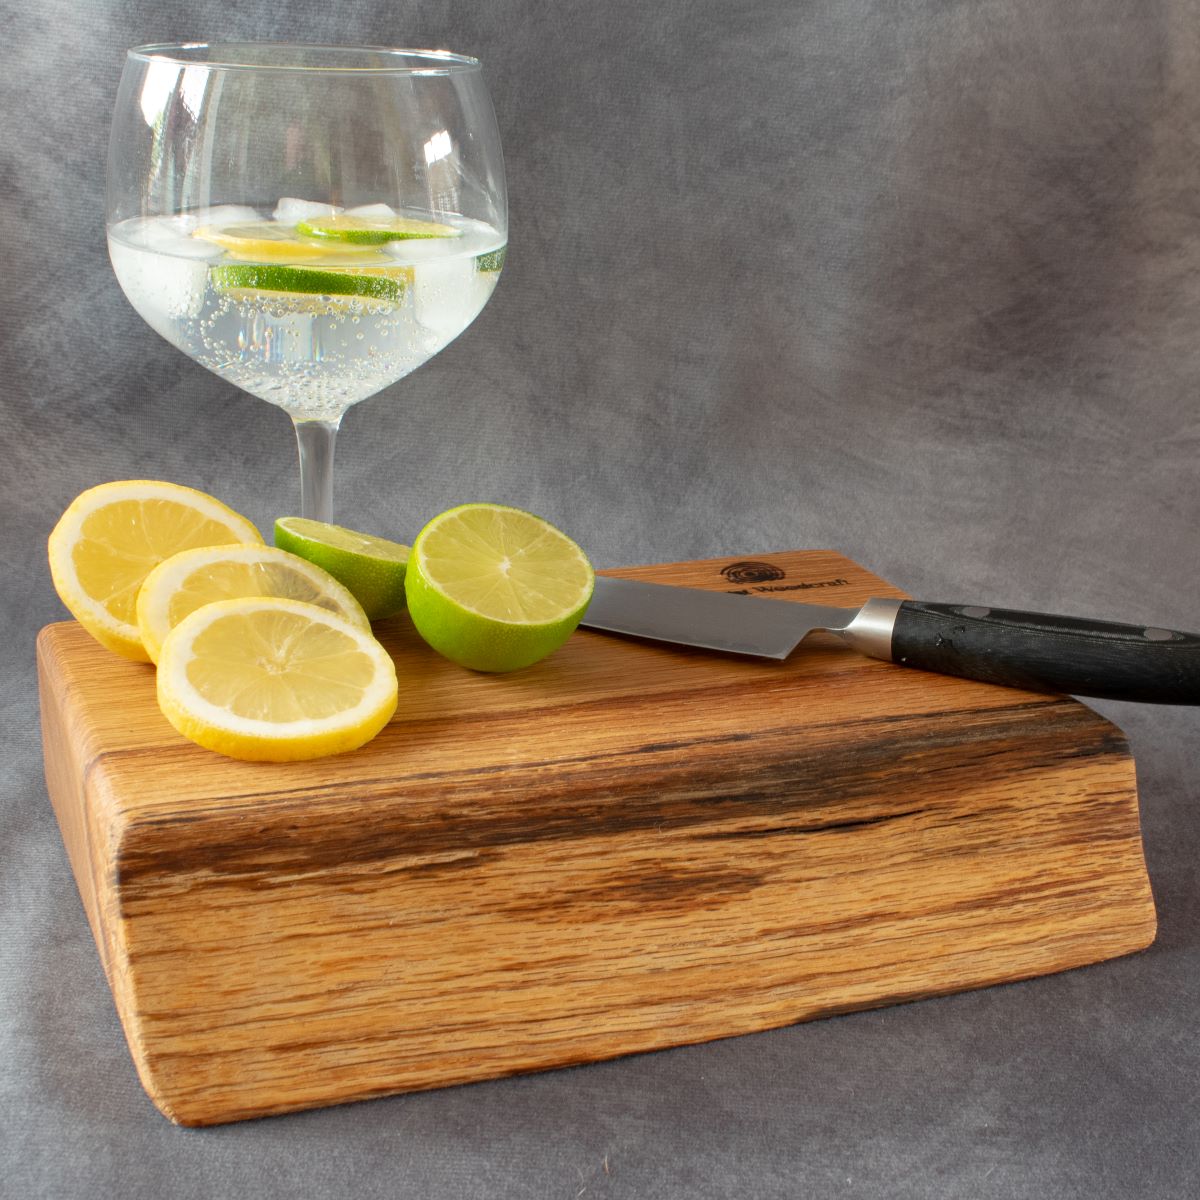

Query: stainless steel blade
[583,578,1200,701]
[582,575,867,660]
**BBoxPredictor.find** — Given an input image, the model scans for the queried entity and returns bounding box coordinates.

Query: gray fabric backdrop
[3,0,1198,1196]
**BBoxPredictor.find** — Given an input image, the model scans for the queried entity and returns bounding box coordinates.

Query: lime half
[274,518,410,621]
[296,214,461,244]
[405,503,594,673]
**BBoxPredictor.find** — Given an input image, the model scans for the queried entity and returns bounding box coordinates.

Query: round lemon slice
[48,481,263,661]
[193,221,388,263]
[156,598,398,761]
[137,544,370,664]
[405,503,594,672]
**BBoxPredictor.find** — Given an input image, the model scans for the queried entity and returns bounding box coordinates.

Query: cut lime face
[210,263,409,304]
[405,503,594,673]
[274,517,410,621]
[296,215,462,245]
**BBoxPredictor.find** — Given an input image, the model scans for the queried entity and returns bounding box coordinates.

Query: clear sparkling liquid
[108,210,505,420]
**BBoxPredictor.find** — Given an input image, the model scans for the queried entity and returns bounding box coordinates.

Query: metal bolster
[837,597,901,661]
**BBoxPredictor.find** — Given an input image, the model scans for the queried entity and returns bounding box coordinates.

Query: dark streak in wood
[111,701,1125,892]
[499,865,768,917]
[695,809,926,839]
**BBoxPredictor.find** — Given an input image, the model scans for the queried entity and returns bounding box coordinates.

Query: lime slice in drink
[274,518,410,621]
[405,503,594,673]
[211,263,410,305]
[296,214,461,244]
[194,221,386,263]
[475,247,507,273]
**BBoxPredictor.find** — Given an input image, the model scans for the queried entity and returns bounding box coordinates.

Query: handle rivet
[1143,627,1174,642]
[960,606,991,619]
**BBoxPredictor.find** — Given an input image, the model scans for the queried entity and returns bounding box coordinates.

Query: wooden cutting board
[37,550,1156,1126]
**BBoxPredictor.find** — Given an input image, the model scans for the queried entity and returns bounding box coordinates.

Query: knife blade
[580,575,1200,704]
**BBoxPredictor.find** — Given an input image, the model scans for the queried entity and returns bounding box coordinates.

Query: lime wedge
[194,221,386,263]
[274,518,410,621]
[405,503,594,673]
[296,214,461,244]
[211,263,409,305]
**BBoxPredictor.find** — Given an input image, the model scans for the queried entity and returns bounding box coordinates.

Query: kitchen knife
[580,576,1200,704]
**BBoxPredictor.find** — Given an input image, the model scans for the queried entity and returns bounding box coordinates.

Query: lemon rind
[47,480,263,659]
[156,598,398,761]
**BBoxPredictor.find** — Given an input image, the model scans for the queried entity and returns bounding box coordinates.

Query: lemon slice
[211,263,411,307]
[48,481,263,661]
[193,221,387,263]
[274,518,409,620]
[295,214,461,244]
[405,503,594,672]
[156,598,398,761]
[136,544,370,664]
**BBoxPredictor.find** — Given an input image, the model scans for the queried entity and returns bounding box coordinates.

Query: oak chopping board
[37,550,1156,1126]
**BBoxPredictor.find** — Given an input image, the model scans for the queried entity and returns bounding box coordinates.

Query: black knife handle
[890,601,1200,704]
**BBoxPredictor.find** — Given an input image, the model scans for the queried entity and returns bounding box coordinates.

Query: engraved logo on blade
[720,561,785,585]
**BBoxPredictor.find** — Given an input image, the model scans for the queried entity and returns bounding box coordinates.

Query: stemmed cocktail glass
[107,43,507,521]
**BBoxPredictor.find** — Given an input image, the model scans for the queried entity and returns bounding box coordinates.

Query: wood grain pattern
[37,550,1156,1126]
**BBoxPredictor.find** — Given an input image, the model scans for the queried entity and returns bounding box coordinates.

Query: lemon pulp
[136,543,369,663]
[48,480,262,660]
[156,598,398,761]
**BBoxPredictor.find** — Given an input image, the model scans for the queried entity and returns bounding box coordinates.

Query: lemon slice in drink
[274,518,410,620]
[136,543,370,664]
[48,481,263,661]
[156,598,398,761]
[405,503,594,672]
[296,214,461,244]
[193,221,387,263]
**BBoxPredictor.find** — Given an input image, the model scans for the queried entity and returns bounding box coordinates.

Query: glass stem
[293,416,342,523]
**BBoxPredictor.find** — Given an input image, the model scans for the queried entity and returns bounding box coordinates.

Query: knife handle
[888,601,1200,704]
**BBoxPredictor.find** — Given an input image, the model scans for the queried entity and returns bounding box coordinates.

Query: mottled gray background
[3,0,1199,1196]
